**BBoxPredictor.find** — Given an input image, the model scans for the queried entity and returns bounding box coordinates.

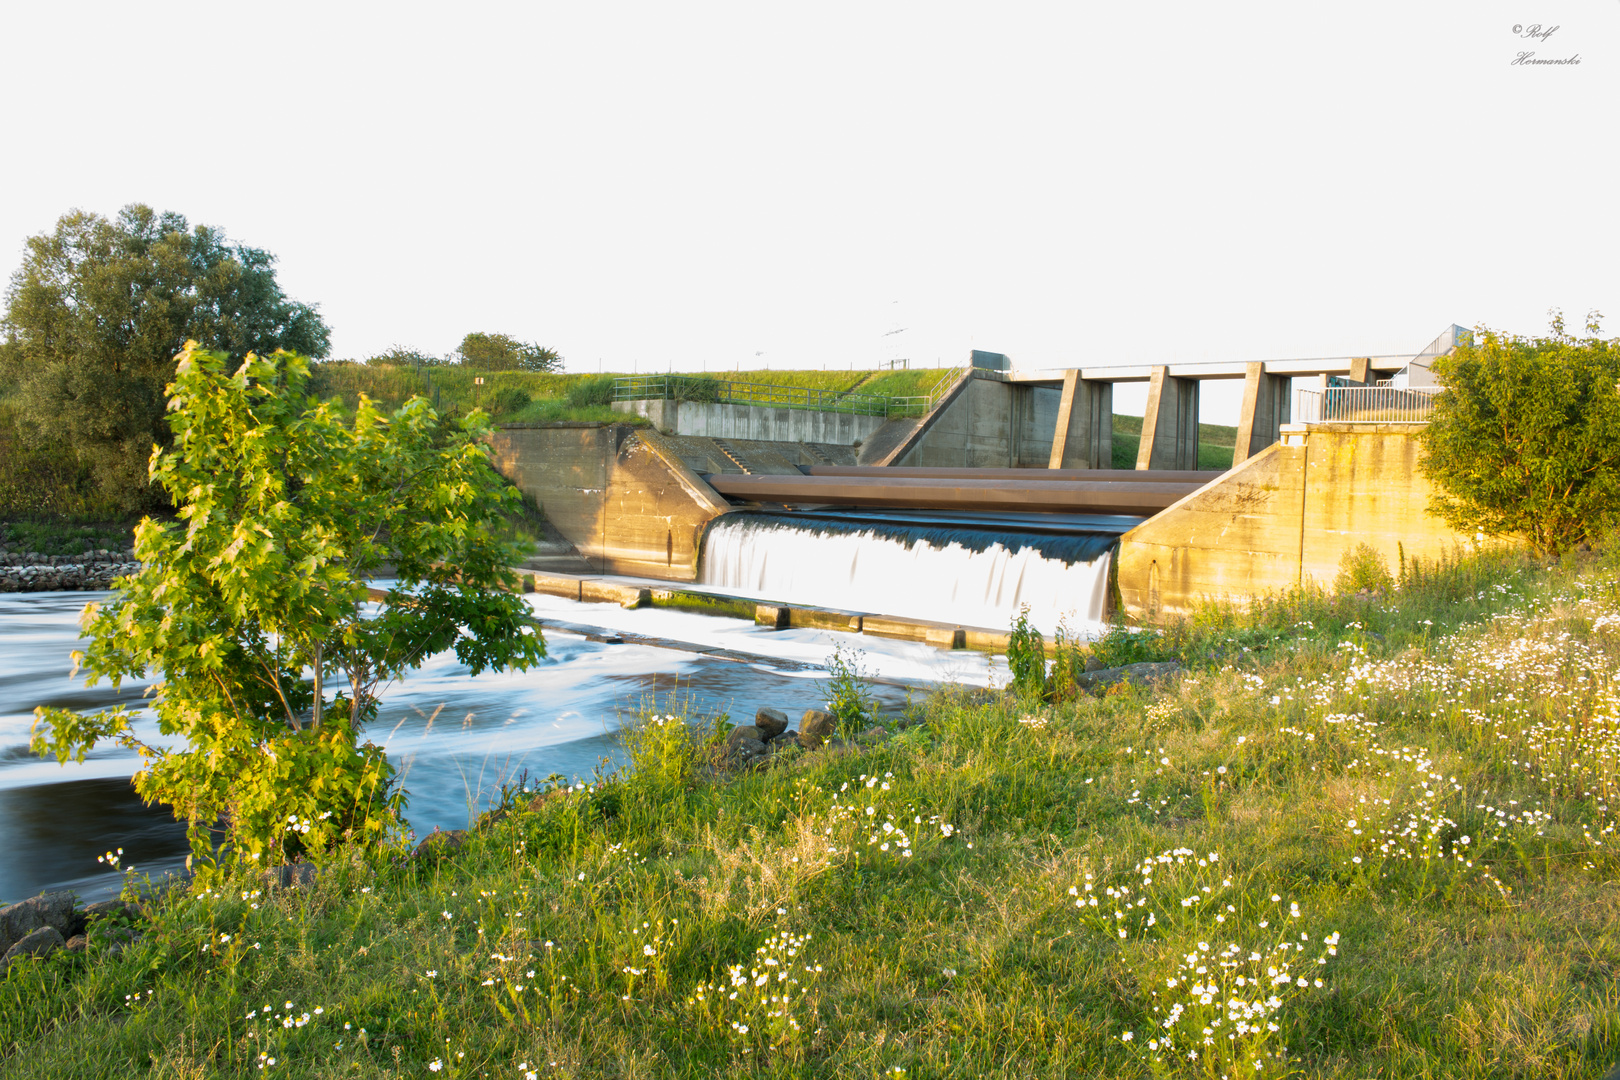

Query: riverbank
[3,545,1618,1077]
[0,552,140,592]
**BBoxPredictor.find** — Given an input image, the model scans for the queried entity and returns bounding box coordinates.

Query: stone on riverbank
[798,709,837,749]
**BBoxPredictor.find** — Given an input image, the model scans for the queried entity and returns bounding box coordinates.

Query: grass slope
[1111,415,1238,471]
[6,547,1620,1077]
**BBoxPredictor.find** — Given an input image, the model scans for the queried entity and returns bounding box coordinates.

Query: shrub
[567,374,617,409]
[490,387,531,415]
[1006,606,1047,697]
[824,642,876,730]
[1335,542,1394,595]
[1421,311,1620,555]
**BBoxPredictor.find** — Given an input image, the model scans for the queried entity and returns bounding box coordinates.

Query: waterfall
[699,511,1127,635]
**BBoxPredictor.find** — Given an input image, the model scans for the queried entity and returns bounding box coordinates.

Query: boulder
[411,829,468,860]
[64,935,88,954]
[0,926,65,976]
[268,863,319,889]
[1083,655,1107,673]
[855,726,891,746]
[769,732,801,750]
[725,726,765,753]
[81,899,140,925]
[0,891,76,956]
[754,707,789,740]
[1073,661,1181,691]
[799,710,837,749]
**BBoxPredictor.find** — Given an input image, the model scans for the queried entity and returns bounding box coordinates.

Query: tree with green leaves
[1420,310,1620,556]
[457,331,562,373]
[30,343,544,869]
[0,205,331,511]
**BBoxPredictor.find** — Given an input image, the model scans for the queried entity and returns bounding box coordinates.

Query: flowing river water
[0,589,997,905]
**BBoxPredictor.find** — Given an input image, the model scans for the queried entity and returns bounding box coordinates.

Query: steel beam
[703,473,1203,515]
[802,465,1211,483]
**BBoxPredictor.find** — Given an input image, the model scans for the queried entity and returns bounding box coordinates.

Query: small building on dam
[488,327,1477,640]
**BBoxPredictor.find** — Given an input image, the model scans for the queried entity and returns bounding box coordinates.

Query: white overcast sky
[1,2,1615,422]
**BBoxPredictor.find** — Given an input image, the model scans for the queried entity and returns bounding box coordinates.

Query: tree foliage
[1421,311,1620,555]
[0,205,330,511]
[31,344,544,868]
[456,331,562,373]
[365,344,450,368]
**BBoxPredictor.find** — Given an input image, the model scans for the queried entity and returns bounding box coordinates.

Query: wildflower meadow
[4,545,1620,1077]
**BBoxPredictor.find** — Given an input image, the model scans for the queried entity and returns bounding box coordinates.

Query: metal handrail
[1294,386,1440,424]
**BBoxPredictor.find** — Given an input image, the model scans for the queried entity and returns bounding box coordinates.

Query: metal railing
[612,362,973,419]
[1294,386,1440,424]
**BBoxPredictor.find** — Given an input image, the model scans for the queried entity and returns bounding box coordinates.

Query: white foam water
[699,514,1113,636]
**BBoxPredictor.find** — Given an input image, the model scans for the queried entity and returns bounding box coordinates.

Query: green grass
[1110,415,1237,471]
[6,544,1620,1077]
[0,520,137,557]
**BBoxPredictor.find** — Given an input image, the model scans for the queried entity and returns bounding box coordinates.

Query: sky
[1,2,1615,423]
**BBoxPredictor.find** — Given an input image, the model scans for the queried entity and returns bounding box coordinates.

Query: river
[0,589,994,905]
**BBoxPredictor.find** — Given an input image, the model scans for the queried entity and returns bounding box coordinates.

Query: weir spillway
[701,466,1204,516]
[698,508,1136,634]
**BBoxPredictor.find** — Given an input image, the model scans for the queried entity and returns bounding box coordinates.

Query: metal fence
[1294,386,1440,424]
[612,362,971,419]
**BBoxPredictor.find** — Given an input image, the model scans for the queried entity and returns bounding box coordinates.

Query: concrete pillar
[1048,371,1114,469]
[1136,366,1199,470]
[1233,362,1291,466]
[1348,356,1372,385]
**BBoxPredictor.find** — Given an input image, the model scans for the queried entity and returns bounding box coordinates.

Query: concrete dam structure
[489,326,1477,641]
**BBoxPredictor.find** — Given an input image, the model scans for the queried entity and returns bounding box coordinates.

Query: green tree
[457,331,562,373]
[0,205,330,511]
[366,344,449,368]
[30,343,544,868]
[1420,311,1620,555]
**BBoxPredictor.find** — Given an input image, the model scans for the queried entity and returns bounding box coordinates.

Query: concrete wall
[612,399,889,446]
[893,377,1060,468]
[1117,423,1478,620]
[489,423,731,582]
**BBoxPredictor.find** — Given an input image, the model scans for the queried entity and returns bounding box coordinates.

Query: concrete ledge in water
[522,569,1008,652]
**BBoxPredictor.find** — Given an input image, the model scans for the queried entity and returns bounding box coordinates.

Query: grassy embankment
[1109,415,1238,471]
[307,366,941,427]
[5,545,1620,1077]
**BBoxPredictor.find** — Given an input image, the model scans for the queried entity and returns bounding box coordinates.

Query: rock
[64,935,88,954]
[769,732,801,750]
[855,725,891,746]
[269,863,319,889]
[1073,661,1182,691]
[799,710,837,749]
[94,924,141,957]
[528,789,567,813]
[477,807,509,831]
[411,829,468,860]
[0,926,65,976]
[725,726,765,752]
[754,707,789,740]
[1083,655,1107,672]
[81,899,139,925]
[0,891,76,956]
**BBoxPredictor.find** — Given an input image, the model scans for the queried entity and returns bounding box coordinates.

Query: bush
[567,374,617,409]
[823,642,876,729]
[1335,542,1394,595]
[1005,606,1047,697]
[490,387,531,415]
[1087,623,1176,668]
[1421,311,1620,555]
[673,375,723,403]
